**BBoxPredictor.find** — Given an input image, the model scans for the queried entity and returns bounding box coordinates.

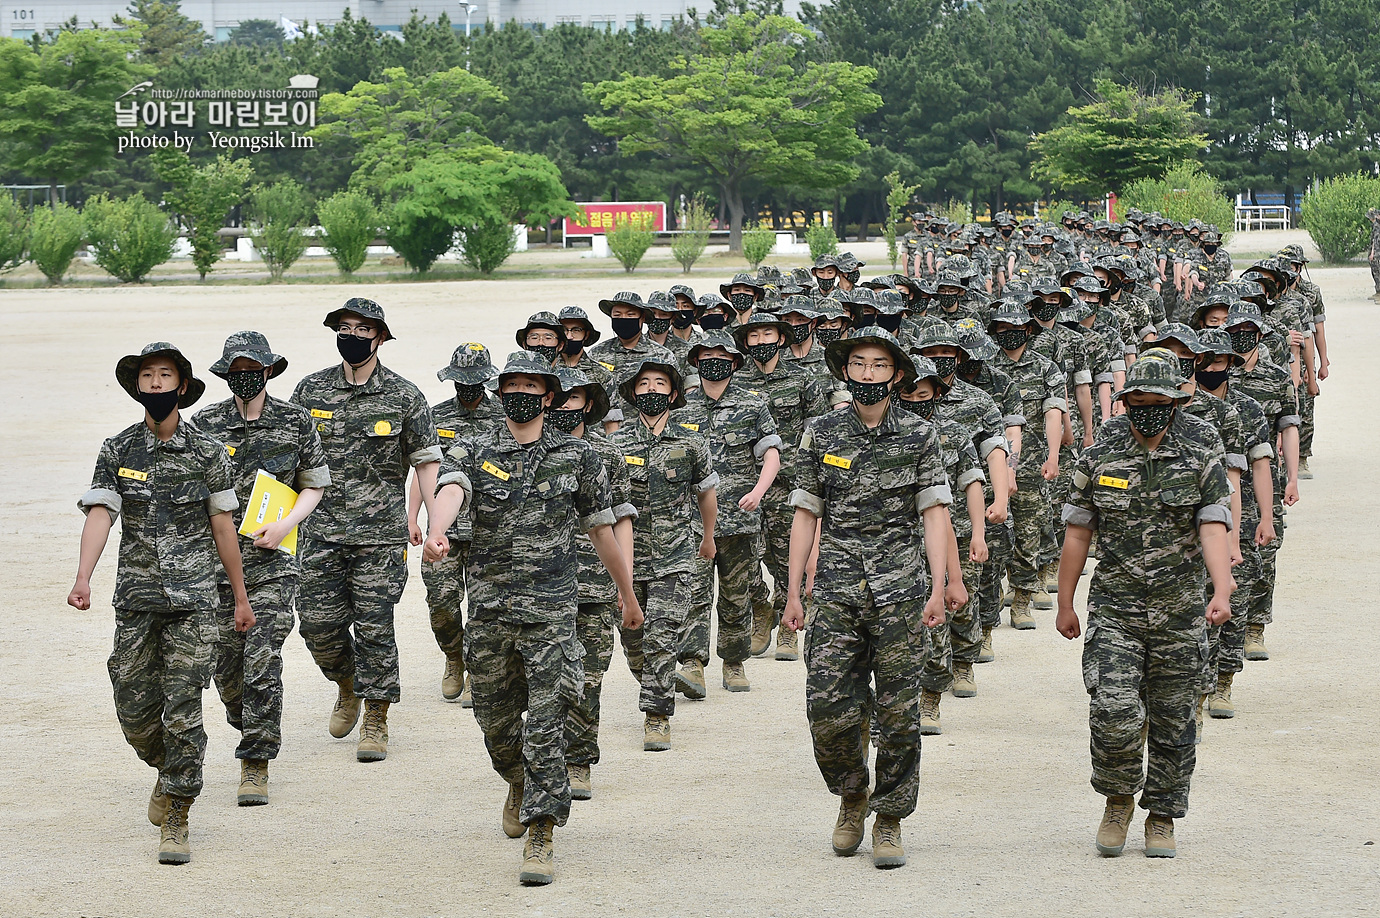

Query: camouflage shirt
[79,419,239,613]
[781,339,849,405]
[1224,386,1275,525]
[589,334,699,392]
[192,395,333,587]
[932,411,985,540]
[736,357,830,486]
[1180,389,1247,474]
[560,352,624,424]
[992,345,1068,475]
[1232,356,1300,518]
[431,391,505,540]
[673,382,782,538]
[438,423,616,625]
[791,403,954,607]
[290,362,443,545]
[574,428,638,604]
[939,379,1010,501]
[959,363,1025,431]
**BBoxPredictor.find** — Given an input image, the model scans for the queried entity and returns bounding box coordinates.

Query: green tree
[83,192,178,283]
[0,196,28,273]
[458,218,517,275]
[318,191,381,274]
[153,150,253,279]
[248,180,312,280]
[1299,173,1380,264]
[607,214,655,273]
[882,171,919,269]
[805,223,838,260]
[586,13,881,252]
[229,19,285,48]
[1030,80,1208,194]
[670,194,712,273]
[385,206,454,273]
[116,0,208,66]
[28,202,84,284]
[742,222,775,268]
[1118,162,1234,236]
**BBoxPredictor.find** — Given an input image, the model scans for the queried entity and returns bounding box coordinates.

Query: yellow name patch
[117,467,148,482]
[225,446,236,456]
[1098,475,1130,490]
[679,422,700,431]
[823,454,852,470]
[599,361,616,372]
[310,409,333,419]
[625,455,646,467]
[373,420,392,436]
[481,461,510,481]
[437,428,456,439]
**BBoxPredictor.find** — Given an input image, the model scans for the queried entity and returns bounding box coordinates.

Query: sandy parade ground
[1,236,1377,916]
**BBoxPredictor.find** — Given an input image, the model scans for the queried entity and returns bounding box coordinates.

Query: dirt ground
[1,248,1377,916]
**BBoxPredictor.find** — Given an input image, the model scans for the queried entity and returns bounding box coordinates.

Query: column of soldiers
[69,220,1323,878]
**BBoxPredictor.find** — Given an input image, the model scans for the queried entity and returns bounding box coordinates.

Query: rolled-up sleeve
[916,483,953,511]
[580,506,617,532]
[207,488,239,515]
[789,488,824,518]
[612,501,639,522]
[408,444,445,467]
[79,487,122,519]
[296,464,333,490]
[1195,504,1232,527]
[1062,503,1096,529]
[1276,413,1301,431]
[956,467,985,491]
[1042,395,1069,415]
[1225,452,1247,472]
[1247,442,1274,462]
[1072,368,1093,386]
[753,433,783,460]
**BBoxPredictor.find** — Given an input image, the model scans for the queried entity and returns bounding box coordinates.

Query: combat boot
[238,758,268,806]
[1244,624,1269,660]
[1194,695,1206,745]
[1032,566,1055,610]
[722,662,750,692]
[1209,672,1236,719]
[643,713,671,752]
[329,678,361,738]
[1095,794,1136,856]
[1043,562,1060,592]
[919,689,942,735]
[775,624,800,661]
[1144,814,1176,857]
[977,627,995,663]
[871,814,907,868]
[568,764,592,801]
[519,816,555,885]
[503,780,526,838]
[460,676,474,708]
[1297,457,1312,479]
[952,662,977,698]
[831,791,869,856]
[441,656,465,701]
[675,660,707,700]
[750,601,774,656]
[148,774,169,826]
[1010,589,1036,630]
[158,795,193,864]
[356,700,389,762]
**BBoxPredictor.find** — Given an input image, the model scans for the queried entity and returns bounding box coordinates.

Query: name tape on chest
[225,445,236,456]
[679,422,700,432]
[599,361,616,372]
[823,454,852,470]
[481,461,511,481]
[310,409,333,419]
[117,467,149,482]
[1097,474,1130,490]
[625,455,646,466]
[437,428,456,439]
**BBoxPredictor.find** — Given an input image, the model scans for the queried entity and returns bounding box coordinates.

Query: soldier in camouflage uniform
[1369,208,1380,296]
[290,298,443,763]
[1056,351,1234,859]
[643,290,695,366]
[673,334,782,697]
[1278,246,1325,478]
[69,342,252,864]
[407,343,504,705]
[812,254,844,297]
[668,284,703,351]
[556,306,622,431]
[722,272,766,328]
[424,350,640,885]
[194,332,331,806]
[780,326,957,870]
[590,291,698,393]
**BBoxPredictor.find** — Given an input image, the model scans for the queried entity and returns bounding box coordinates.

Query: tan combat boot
[832,791,869,856]
[977,627,995,663]
[775,624,800,661]
[1010,589,1036,630]
[329,678,361,738]
[237,758,268,806]
[158,795,193,864]
[568,764,592,801]
[519,816,555,885]
[722,662,751,692]
[1032,565,1055,610]
[952,661,977,698]
[1095,794,1136,856]
[460,675,474,708]
[148,774,169,826]
[643,713,671,752]
[1144,814,1176,857]
[871,814,907,868]
[503,780,526,837]
[441,656,465,701]
[750,601,774,657]
[919,689,942,735]
[675,660,707,700]
[1209,672,1236,718]
[1297,457,1312,479]
[1244,624,1269,660]
[356,700,389,762]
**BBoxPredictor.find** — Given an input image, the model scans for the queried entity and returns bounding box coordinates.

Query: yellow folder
[238,469,300,556]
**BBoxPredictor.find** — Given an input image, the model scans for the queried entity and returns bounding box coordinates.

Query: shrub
[386,206,454,274]
[1042,199,1078,222]
[153,150,252,279]
[938,199,973,225]
[883,171,919,269]
[248,181,311,280]
[84,193,178,283]
[29,202,84,284]
[318,191,380,275]
[1299,173,1380,264]
[805,222,839,261]
[742,221,775,269]
[458,217,517,274]
[671,194,711,274]
[0,196,27,273]
[608,214,654,273]
[1119,162,1234,241]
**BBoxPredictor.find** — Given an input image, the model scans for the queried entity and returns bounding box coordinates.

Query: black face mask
[1032,302,1061,323]
[788,322,813,345]
[1177,356,1197,380]
[992,328,1029,352]
[1203,245,1219,256]
[137,389,180,423]
[730,292,757,314]
[846,377,892,406]
[900,397,937,419]
[646,317,673,336]
[930,356,957,379]
[1000,227,1014,238]
[527,344,559,364]
[455,383,486,404]
[699,313,728,331]
[876,314,904,334]
[673,311,696,330]
[936,292,961,311]
[1196,367,1230,390]
[1126,403,1175,438]
[957,358,983,378]
[747,342,780,364]
[502,391,545,424]
[845,270,861,285]
[815,326,844,347]
[697,357,735,382]
[561,337,584,356]
[1060,320,1083,332]
[1229,329,1259,355]
[635,391,670,417]
[337,335,376,366]
[546,406,585,433]
[816,276,836,295]
[611,317,642,340]
[908,296,927,313]
[227,370,267,401]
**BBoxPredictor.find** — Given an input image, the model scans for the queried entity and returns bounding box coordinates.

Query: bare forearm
[1228,469,1242,535]
[1200,522,1233,597]
[1057,524,1093,610]
[75,509,114,583]
[1075,384,1093,434]
[986,448,1009,508]
[283,487,323,529]
[614,516,634,574]
[697,489,717,539]
[920,504,950,598]
[1251,458,1274,527]
[414,461,440,521]
[427,484,466,539]
[786,508,819,602]
[210,512,249,603]
[965,481,985,542]
[755,448,781,494]
[1044,409,1062,462]
[590,524,636,598]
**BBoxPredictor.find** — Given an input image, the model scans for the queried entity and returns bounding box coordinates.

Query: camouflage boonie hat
[497,350,563,395]
[1070,276,1109,296]
[943,254,977,278]
[1189,290,1237,329]
[646,290,676,313]
[1224,303,1267,333]
[812,298,850,324]
[515,311,567,349]
[668,284,697,305]
[934,271,965,291]
[208,330,288,379]
[811,254,840,273]
[553,365,610,427]
[1195,328,1246,366]
[732,311,795,352]
[756,265,783,288]
[324,297,394,341]
[876,290,908,314]
[720,272,765,300]
[905,354,951,395]
[695,292,731,315]
[1117,348,1190,402]
[837,252,865,272]
[1277,244,1307,264]
[115,341,205,408]
[861,275,897,291]
[986,300,1035,330]
[790,267,815,288]
[557,305,602,346]
[824,325,917,387]
[439,342,499,385]
[779,296,820,320]
[1144,323,1205,354]
[597,291,647,316]
[617,356,686,410]
[913,320,962,353]
[688,330,745,368]
[953,318,1000,362]
[1059,301,1094,325]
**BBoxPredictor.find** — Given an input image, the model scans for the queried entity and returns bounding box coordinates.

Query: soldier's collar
[331,361,387,392]
[144,418,191,450]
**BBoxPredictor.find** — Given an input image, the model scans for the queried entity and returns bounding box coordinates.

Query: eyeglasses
[336,325,378,339]
[847,360,894,374]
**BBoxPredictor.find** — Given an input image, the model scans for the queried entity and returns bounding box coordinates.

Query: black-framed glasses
[336,325,379,339]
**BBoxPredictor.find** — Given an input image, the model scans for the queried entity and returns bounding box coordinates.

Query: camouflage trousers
[679,533,755,666]
[466,613,583,827]
[805,595,927,818]
[1082,610,1209,819]
[1007,473,1050,591]
[1372,256,1380,294]
[921,540,984,693]
[108,607,217,799]
[978,522,1014,630]
[565,601,617,767]
[214,579,297,761]
[1299,389,1316,459]
[620,574,692,717]
[420,538,468,661]
[1211,533,1262,679]
[298,539,407,703]
[1247,532,1282,628]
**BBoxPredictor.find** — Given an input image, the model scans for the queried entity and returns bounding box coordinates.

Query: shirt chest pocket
[117,476,154,525]
[876,461,918,492]
[1091,477,1133,513]
[1157,467,1201,510]
[658,453,693,489]
[358,414,402,443]
[534,473,578,514]
[258,446,298,480]
[471,471,512,525]
[168,480,211,536]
